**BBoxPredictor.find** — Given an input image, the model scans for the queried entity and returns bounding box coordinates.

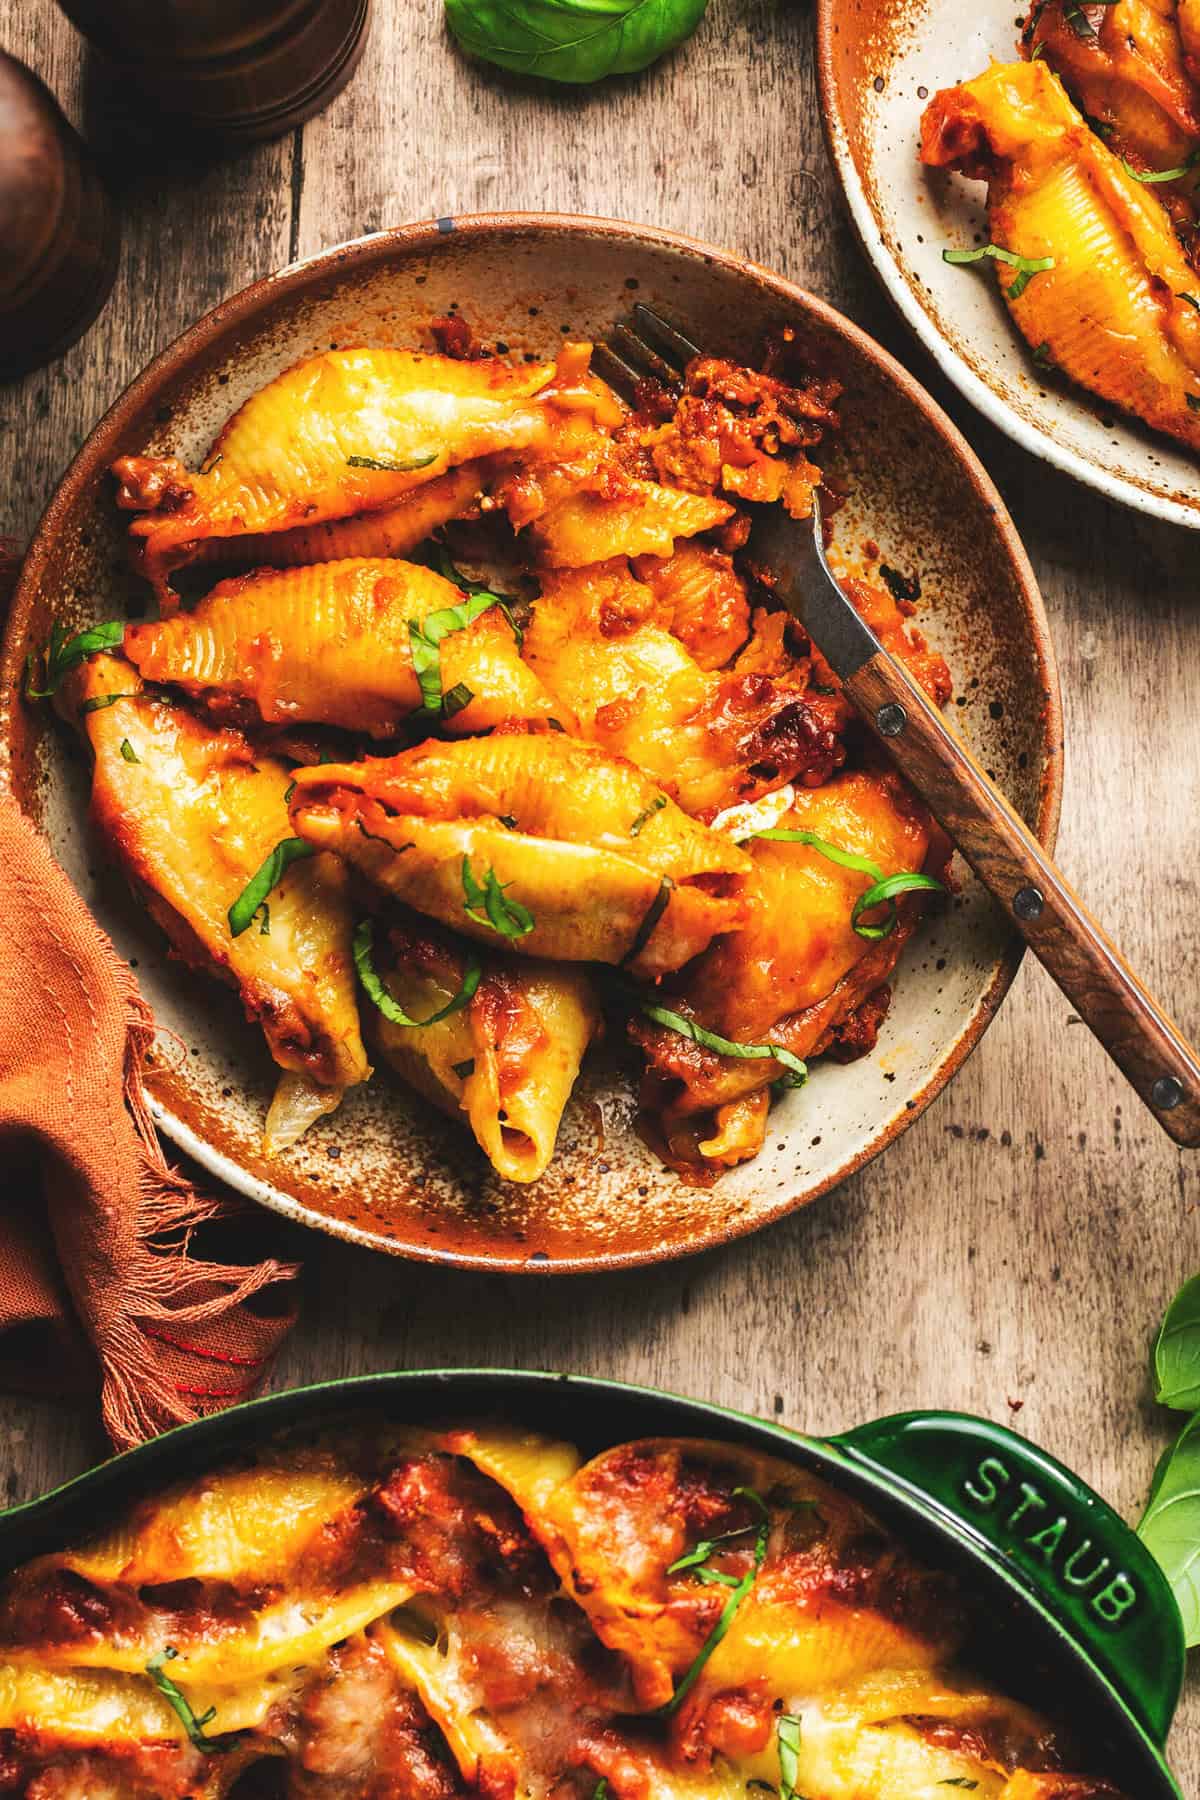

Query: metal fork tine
[631,302,702,367]
[609,322,681,389]
[591,342,645,404]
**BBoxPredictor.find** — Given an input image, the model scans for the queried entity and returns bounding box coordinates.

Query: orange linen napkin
[0,796,302,1447]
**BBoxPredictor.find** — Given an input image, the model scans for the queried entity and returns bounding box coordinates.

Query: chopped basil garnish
[622,876,674,966]
[353,918,481,1026]
[145,1647,227,1752]
[498,814,518,830]
[1178,293,1200,313]
[740,828,944,941]
[668,1485,770,1574]
[942,243,1054,301]
[347,451,438,471]
[441,680,475,719]
[461,857,534,939]
[658,1488,770,1717]
[1121,154,1199,183]
[228,837,315,937]
[119,738,140,763]
[1063,0,1118,37]
[777,1715,806,1800]
[80,691,135,714]
[937,1783,979,1791]
[1031,340,1055,369]
[593,1782,609,1800]
[26,619,125,699]
[629,795,668,836]
[409,589,499,715]
[642,1001,807,1088]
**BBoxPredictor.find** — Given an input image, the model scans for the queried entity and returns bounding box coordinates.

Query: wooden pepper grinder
[55,0,372,143]
[0,52,120,378]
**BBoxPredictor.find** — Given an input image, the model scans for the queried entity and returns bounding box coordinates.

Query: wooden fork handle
[845,648,1200,1148]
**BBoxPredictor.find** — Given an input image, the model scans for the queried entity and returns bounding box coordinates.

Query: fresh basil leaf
[258,904,271,936]
[1178,293,1200,314]
[777,1714,805,1800]
[461,857,535,939]
[642,1000,807,1087]
[80,691,135,714]
[937,1783,978,1791]
[1121,154,1199,183]
[1031,340,1056,369]
[1155,1275,1200,1411]
[942,242,1054,301]
[445,0,711,84]
[228,837,316,937]
[26,619,125,699]
[441,680,475,719]
[119,738,140,763]
[145,1648,227,1752]
[851,870,945,939]
[618,876,675,967]
[629,794,668,836]
[353,918,482,1026]
[593,1782,609,1800]
[658,1489,769,1717]
[1138,1411,1200,1645]
[347,451,438,471]
[409,589,498,714]
[668,1486,768,1573]
[1063,0,1118,36]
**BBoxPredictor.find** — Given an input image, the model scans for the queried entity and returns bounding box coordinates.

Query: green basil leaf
[1155,1275,1200,1411]
[145,1648,228,1752]
[742,827,884,880]
[1138,1411,1200,1646]
[461,857,535,939]
[228,837,316,937]
[621,876,674,966]
[777,1714,806,1800]
[942,243,1054,300]
[80,691,136,714]
[668,1486,768,1573]
[347,451,438,471]
[629,794,668,836]
[26,619,125,699]
[850,870,945,940]
[937,1783,979,1791]
[1031,340,1056,369]
[642,1001,807,1088]
[445,0,711,84]
[1178,293,1200,314]
[119,738,140,763]
[658,1488,769,1717]
[353,918,482,1027]
[409,589,499,714]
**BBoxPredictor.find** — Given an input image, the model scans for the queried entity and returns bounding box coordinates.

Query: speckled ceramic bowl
[816,0,1200,530]
[0,213,1061,1270]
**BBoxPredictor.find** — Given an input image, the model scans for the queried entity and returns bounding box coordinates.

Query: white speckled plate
[817,0,1200,529]
[0,215,1061,1270]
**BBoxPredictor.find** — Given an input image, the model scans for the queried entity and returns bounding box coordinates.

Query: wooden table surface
[4,0,1198,1782]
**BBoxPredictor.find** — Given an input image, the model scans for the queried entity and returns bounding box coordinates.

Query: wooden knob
[54,0,372,142]
[0,52,119,378]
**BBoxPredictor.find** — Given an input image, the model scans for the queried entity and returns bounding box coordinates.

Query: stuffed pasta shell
[111,342,611,604]
[921,58,1200,446]
[365,914,600,1183]
[287,734,750,977]
[634,769,941,1173]
[59,653,369,1148]
[123,557,559,738]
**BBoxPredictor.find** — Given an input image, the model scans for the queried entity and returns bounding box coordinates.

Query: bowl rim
[0,210,1064,1271]
[0,1368,1179,1797]
[812,2,1200,533]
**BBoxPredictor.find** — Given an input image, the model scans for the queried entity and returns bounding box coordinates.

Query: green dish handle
[829,1410,1185,1749]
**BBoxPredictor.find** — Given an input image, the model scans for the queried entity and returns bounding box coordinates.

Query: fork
[596,304,1200,1147]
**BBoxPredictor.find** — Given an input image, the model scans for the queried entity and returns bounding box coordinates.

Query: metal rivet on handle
[876,702,907,738]
[1013,885,1044,921]
[1152,1075,1185,1111]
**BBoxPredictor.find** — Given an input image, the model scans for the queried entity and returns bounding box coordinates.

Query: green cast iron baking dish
[0,1371,1184,1795]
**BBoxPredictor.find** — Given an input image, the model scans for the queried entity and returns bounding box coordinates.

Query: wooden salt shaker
[0,52,120,378]
[54,0,372,143]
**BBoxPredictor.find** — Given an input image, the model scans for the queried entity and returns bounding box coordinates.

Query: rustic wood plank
[1,0,1196,1783]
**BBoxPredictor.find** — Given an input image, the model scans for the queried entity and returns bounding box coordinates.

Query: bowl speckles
[0,214,1061,1271]
[816,0,1200,530]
